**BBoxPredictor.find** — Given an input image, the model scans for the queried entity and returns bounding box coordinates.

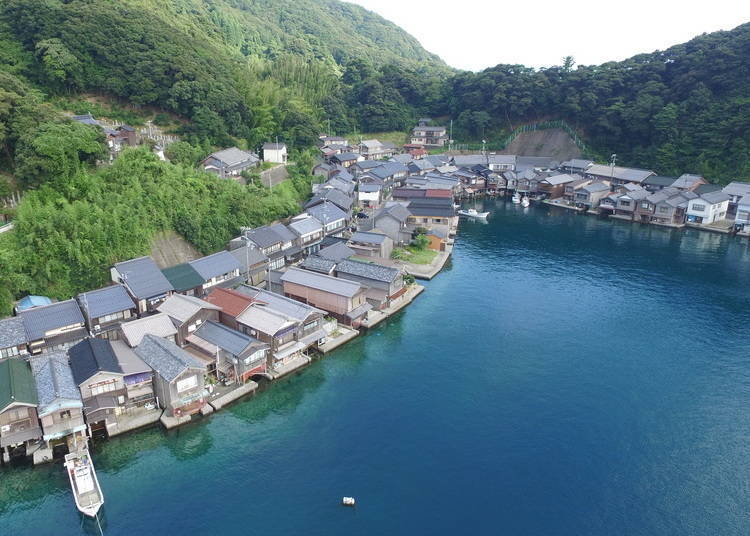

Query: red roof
[425,189,453,198]
[205,288,255,317]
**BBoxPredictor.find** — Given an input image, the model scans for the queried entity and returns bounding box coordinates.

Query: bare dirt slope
[499,128,581,160]
[150,230,201,268]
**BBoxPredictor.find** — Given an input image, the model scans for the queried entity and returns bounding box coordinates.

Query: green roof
[0,358,38,411]
[162,263,204,292]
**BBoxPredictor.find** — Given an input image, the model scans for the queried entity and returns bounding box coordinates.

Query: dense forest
[0,0,749,313]
[448,25,750,181]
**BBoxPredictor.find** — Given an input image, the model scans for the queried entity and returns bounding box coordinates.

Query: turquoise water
[3,200,750,535]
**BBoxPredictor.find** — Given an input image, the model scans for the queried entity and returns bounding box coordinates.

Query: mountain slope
[448,23,750,181]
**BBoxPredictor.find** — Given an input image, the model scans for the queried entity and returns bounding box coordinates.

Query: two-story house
[410,126,448,147]
[187,321,269,384]
[0,358,42,462]
[112,256,174,314]
[188,251,242,295]
[201,147,259,178]
[0,317,28,359]
[77,284,138,340]
[686,191,731,225]
[30,352,86,456]
[20,300,87,355]
[288,214,324,256]
[335,259,405,310]
[157,294,221,346]
[305,201,349,237]
[68,338,128,437]
[134,335,208,419]
[280,267,371,327]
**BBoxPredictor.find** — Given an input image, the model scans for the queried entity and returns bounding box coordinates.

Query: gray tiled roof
[209,147,258,167]
[288,215,323,237]
[262,143,286,150]
[377,203,411,223]
[0,317,27,349]
[305,201,348,224]
[700,190,731,204]
[229,245,268,271]
[581,181,610,194]
[543,174,579,186]
[672,174,704,189]
[301,255,337,274]
[281,267,363,298]
[245,225,284,249]
[318,242,355,262]
[350,231,388,245]
[68,338,122,385]
[157,294,220,324]
[189,251,241,281]
[77,284,136,320]
[235,285,324,321]
[586,164,654,183]
[29,351,82,415]
[114,256,173,299]
[560,159,593,169]
[306,188,353,211]
[370,162,407,180]
[134,334,206,383]
[20,300,85,341]
[193,321,263,357]
[268,223,298,244]
[336,259,401,283]
[722,181,750,197]
[120,313,177,347]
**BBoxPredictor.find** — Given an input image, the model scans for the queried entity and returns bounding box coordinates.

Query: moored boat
[457,208,489,220]
[521,196,530,208]
[64,448,104,518]
[511,192,521,204]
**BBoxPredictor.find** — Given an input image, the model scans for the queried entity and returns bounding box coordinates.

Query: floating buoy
[342,496,356,507]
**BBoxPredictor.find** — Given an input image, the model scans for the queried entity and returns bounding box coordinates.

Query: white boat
[65,449,104,518]
[457,208,489,220]
[511,193,522,204]
[521,196,530,208]
[342,496,356,507]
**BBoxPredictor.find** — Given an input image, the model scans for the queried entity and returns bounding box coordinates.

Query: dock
[209,380,259,410]
[360,284,425,329]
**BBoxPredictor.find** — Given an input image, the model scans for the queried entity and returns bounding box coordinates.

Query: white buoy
[342,496,356,507]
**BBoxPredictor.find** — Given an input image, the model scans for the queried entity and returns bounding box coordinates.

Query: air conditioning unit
[1,425,10,433]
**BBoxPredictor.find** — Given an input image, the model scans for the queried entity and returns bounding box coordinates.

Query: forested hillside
[0,0,750,313]
[0,0,447,152]
[448,25,750,181]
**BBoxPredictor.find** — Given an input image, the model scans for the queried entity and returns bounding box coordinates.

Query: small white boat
[511,193,522,204]
[521,196,530,208]
[457,208,489,220]
[65,449,104,518]
[342,496,356,506]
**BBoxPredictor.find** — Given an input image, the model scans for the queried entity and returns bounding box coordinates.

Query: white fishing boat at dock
[64,448,104,518]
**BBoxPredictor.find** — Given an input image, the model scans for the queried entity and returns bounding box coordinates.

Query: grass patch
[392,247,438,265]
[344,131,409,147]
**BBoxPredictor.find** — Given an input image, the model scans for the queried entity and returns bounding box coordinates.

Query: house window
[60,410,71,419]
[620,200,631,207]
[90,379,117,396]
[658,207,670,214]
[692,204,706,212]
[641,202,650,209]
[99,311,126,323]
[176,375,198,393]
[244,349,266,365]
[0,346,19,359]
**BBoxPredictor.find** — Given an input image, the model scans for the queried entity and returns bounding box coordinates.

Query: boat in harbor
[64,448,104,517]
[457,208,489,220]
[521,196,530,208]
[511,192,522,204]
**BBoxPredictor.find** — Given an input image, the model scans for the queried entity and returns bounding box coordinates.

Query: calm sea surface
[3,200,750,535]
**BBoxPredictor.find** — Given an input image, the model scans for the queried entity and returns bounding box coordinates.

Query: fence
[452,119,588,154]
[499,120,588,154]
